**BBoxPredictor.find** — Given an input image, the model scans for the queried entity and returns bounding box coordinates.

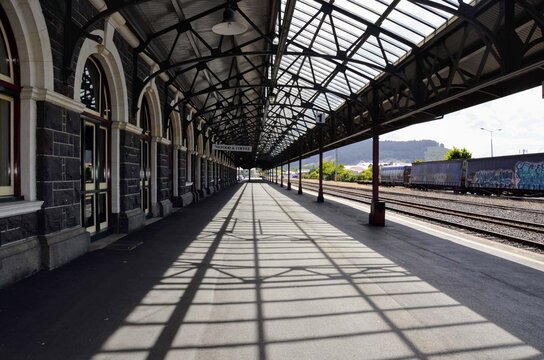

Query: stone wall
[157,143,171,202]
[36,102,81,234]
[178,150,187,194]
[0,212,39,245]
[119,130,141,212]
[40,0,102,97]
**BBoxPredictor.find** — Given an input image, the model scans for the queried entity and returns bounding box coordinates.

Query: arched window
[166,116,173,141]
[80,57,111,235]
[80,57,110,118]
[0,13,19,197]
[140,97,151,135]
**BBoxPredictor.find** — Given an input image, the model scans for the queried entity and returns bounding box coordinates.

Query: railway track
[296,181,544,250]
[306,180,544,215]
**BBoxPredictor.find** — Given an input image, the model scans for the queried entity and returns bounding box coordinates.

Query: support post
[298,154,303,195]
[275,167,278,184]
[287,160,291,190]
[369,129,385,226]
[248,168,251,182]
[317,125,324,203]
[280,165,284,187]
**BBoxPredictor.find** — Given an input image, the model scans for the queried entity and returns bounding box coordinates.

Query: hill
[301,139,448,167]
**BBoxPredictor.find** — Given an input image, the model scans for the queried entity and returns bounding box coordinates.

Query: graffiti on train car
[472,169,515,188]
[515,161,544,188]
[433,173,448,183]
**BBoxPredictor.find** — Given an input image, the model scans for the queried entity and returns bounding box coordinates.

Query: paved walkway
[1,181,543,359]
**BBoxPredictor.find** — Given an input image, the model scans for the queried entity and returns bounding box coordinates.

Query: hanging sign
[315,112,326,124]
[212,144,253,152]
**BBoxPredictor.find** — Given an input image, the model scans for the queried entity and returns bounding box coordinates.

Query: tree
[357,165,373,181]
[444,146,472,160]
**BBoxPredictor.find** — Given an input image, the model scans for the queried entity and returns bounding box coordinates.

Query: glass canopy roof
[103,0,524,168]
[260,0,463,157]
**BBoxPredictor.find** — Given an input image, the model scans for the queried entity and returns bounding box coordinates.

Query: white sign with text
[212,144,253,152]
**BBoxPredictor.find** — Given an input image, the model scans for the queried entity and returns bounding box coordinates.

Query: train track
[297,182,544,250]
[305,180,544,215]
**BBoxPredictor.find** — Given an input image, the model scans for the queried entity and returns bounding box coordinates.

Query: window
[80,57,110,118]
[0,15,18,197]
[140,97,151,134]
[166,116,173,141]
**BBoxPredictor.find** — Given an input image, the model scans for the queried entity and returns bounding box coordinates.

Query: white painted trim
[136,83,162,137]
[197,133,204,155]
[186,122,195,152]
[21,87,86,113]
[112,121,142,135]
[111,126,120,213]
[169,103,182,146]
[18,91,37,201]
[73,29,129,124]
[0,201,43,219]
[3,0,54,90]
[160,138,171,146]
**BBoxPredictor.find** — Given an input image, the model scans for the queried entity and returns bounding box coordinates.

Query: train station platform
[1,181,543,360]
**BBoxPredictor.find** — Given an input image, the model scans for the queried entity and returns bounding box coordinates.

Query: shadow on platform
[0,180,542,359]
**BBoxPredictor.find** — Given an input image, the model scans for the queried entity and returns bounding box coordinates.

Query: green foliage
[303,161,359,182]
[444,146,472,160]
[337,167,357,182]
[357,165,373,181]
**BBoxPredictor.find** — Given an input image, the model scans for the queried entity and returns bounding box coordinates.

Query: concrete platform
[0,181,543,360]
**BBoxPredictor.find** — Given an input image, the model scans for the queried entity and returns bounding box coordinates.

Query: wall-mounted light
[212,6,247,36]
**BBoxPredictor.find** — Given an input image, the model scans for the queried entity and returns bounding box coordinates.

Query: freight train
[379,152,544,196]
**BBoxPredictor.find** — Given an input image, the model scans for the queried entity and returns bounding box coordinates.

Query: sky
[380,86,544,158]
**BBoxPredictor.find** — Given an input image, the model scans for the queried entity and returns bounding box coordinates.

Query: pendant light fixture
[212,4,247,36]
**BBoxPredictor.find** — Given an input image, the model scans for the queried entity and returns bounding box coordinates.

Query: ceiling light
[268,90,276,103]
[212,7,247,36]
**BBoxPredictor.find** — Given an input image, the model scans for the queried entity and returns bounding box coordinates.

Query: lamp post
[480,128,501,157]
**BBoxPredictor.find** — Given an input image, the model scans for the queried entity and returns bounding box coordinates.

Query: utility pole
[481,127,501,157]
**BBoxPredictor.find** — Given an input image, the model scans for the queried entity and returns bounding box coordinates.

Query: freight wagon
[409,159,465,192]
[380,165,411,186]
[377,152,544,196]
[465,153,544,195]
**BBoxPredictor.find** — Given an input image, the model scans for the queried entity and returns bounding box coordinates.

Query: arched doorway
[80,57,111,236]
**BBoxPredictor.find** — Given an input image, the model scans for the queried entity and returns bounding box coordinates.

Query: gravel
[300,180,544,251]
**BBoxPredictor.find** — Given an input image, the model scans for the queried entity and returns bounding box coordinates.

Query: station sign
[212,144,253,152]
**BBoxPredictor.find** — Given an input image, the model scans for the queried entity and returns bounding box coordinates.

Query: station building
[0,1,238,288]
[0,0,542,292]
